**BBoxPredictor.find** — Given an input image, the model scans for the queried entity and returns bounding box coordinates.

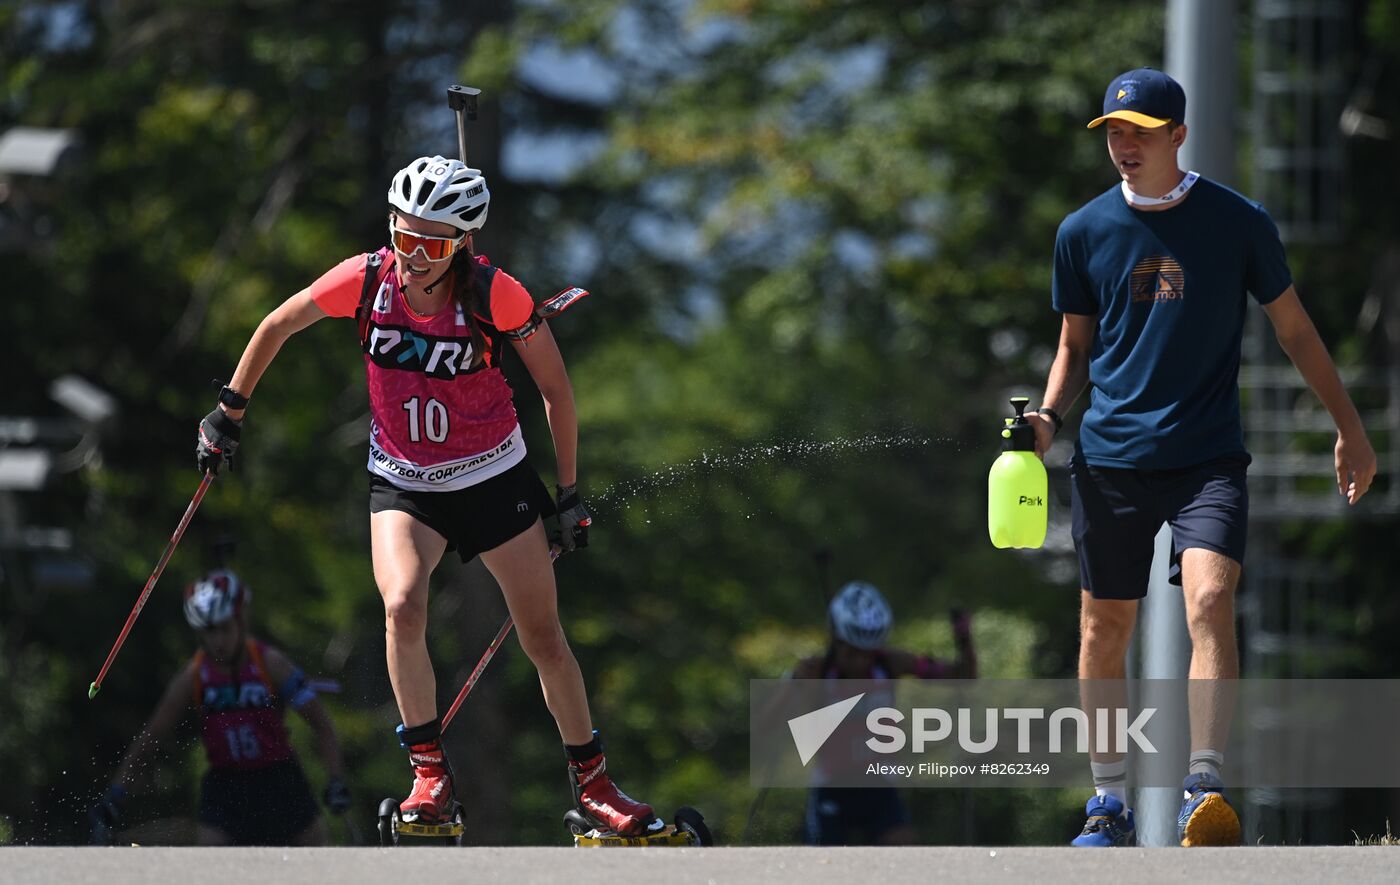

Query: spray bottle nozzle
[1000,396,1036,452]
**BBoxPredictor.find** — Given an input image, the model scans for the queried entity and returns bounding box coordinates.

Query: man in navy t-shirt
[1029,68,1377,848]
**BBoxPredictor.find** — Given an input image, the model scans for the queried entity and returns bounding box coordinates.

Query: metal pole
[1134,0,1239,847]
[1167,0,1238,186]
[1134,525,1191,845]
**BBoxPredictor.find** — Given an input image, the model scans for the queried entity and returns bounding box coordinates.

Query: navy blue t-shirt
[1052,177,1293,469]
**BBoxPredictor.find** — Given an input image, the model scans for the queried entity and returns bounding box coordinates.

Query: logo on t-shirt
[1130,255,1185,304]
[202,681,272,712]
[365,323,478,379]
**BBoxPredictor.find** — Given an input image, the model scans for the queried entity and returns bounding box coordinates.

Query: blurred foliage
[1,0,1398,848]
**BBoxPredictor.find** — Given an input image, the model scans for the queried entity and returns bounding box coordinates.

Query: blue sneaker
[1070,794,1136,847]
[1177,772,1240,846]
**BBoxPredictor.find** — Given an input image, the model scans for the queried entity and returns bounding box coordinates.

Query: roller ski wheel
[377,797,398,847]
[377,796,464,847]
[672,806,715,846]
[564,808,593,838]
[565,805,714,847]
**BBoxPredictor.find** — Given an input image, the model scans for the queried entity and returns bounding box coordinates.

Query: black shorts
[802,787,909,845]
[1069,451,1249,600]
[368,459,556,563]
[199,758,320,845]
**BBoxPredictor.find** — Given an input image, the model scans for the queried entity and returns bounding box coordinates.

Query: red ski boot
[567,733,656,836]
[397,721,454,823]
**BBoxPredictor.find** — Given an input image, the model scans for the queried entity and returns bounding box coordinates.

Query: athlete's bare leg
[1079,593,1138,679]
[1180,547,1241,754]
[480,518,593,745]
[1078,593,1138,774]
[371,510,448,728]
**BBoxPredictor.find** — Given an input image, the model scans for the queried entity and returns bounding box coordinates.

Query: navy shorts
[199,758,320,845]
[369,459,556,563]
[1069,452,1249,600]
[802,787,910,845]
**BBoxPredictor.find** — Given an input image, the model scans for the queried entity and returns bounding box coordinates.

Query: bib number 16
[402,397,449,443]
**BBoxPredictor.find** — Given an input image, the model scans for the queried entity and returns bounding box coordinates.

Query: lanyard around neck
[1122,170,1199,207]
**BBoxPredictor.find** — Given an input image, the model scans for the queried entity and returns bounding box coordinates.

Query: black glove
[323,777,351,815]
[88,783,126,845]
[196,407,242,474]
[552,484,592,552]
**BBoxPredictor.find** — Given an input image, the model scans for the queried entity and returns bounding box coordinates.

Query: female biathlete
[91,570,348,845]
[193,155,655,834]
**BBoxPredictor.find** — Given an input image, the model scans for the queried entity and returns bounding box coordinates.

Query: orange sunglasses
[389,225,467,262]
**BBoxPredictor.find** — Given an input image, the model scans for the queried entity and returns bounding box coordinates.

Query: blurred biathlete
[193,155,656,834]
[90,570,349,845]
[790,581,976,845]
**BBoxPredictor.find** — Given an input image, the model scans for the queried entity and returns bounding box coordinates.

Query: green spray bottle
[988,396,1047,549]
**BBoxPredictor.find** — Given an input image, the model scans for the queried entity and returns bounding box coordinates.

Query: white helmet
[387,155,490,233]
[828,581,892,650]
[183,569,250,629]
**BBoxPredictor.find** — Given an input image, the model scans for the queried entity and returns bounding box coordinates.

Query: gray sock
[1188,749,1224,783]
[1090,758,1128,806]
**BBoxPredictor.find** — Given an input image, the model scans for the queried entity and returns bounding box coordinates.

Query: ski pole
[89,471,215,700]
[441,615,514,732]
[441,549,558,732]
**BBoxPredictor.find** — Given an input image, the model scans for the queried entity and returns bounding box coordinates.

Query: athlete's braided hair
[445,248,488,370]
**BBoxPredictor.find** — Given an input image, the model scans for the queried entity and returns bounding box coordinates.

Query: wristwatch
[1035,406,1063,434]
[217,384,249,411]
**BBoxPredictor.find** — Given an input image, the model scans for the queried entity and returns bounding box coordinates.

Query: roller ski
[561,735,713,847]
[377,796,464,847]
[564,805,714,847]
[377,720,465,847]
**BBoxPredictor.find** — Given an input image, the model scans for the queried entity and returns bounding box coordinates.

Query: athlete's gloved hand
[196,407,242,474]
[323,777,351,815]
[88,783,127,845]
[552,484,592,552]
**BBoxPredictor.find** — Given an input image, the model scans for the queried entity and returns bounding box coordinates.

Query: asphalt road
[4,846,1399,885]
